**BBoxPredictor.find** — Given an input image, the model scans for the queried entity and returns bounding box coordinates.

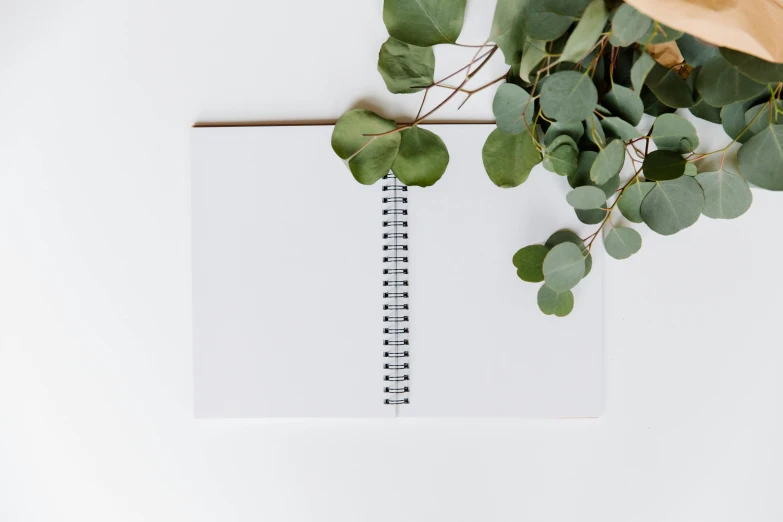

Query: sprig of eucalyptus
[331,0,783,317]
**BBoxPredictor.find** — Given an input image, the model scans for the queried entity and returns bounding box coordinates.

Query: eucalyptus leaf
[493,83,535,135]
[566,185,606,209]
[482,128,541,188]
[544,121,584,146]
[737,125,783,190]
[590,139,625,185]
[744,100,783,134]
[541,71,598,123]
[631,52,656,92]
[609,3,651,47]
[603,85,644,125]
[641,176,704,235]
[677,34,718,67]
[543,135,578,176]
[684,162,697,177]
[490,0,532,38]
[575,206,607,224]
[696,55,768,107]
[537,285,574,317]
[638,21,683,45]
[651,113,699,152]
[695,170,753,219]
[542,242,586,292]
[331,109,402,185]
[519,38,548,82]
[545,230,592,277]
[391,126,449,187]
[645,63,696,108]
[569,151,619,197]
[526,0,593,41]
[618,179,655,223]
[513,244,549,282]
[384,0,467,46]
[641,87,677,116]
[689,100,723,124]
[601,116,643,141]
[721,97,764,144]
[558,0,607,64]
[378,37,435,94]
[642,150,687,181]
[604,227,642,259]
[720,47,783,84]
[584,113,606,146]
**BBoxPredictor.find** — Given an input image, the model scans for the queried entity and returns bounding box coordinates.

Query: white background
[1,1,781,520]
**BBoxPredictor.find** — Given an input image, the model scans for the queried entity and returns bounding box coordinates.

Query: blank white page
[404,125,603,417]
[191,126,391,417]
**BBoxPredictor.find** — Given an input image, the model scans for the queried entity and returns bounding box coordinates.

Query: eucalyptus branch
[364,46,499,139]
[334,0,783,317]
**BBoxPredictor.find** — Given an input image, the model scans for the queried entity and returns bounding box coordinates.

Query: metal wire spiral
[381,173,410,406]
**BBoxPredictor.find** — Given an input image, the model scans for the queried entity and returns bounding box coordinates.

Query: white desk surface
[0,1,781,521]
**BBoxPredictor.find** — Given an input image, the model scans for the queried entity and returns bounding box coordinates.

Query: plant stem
[364,46,499,139]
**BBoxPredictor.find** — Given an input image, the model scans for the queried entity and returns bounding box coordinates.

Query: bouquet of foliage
[331,0,783,317]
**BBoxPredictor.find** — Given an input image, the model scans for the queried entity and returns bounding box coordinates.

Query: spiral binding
[382,173,410,406]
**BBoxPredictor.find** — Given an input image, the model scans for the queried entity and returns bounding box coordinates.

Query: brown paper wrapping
[625,0,783,63]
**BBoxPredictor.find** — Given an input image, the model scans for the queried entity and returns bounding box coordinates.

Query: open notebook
[191,124,603,417]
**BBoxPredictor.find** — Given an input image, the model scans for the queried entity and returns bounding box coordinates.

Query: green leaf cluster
[332,0,783,317]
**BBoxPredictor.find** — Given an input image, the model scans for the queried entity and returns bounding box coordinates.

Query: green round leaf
[641,87,678,116]
[331,109,402,185]
[575,206,607,224]
[684,162,697,177]
[637,22,683,44]
[631,52,656,92]
[720,47,783,84]
[642,150,687,181]
[695,170,753,219]
[645,63,696,108]
[383,0,466,46]
[544,121,584,146]
[513,244,549,282]
[542,242,586,292]
[737,125,783,190]
[590,139,625,185]
[537,285,574,317]
[391,126,449,187]
[543,135,578,176]
[603,85,644,126]
[545,229,592,277]
[566,185,606,209]
[584,113,606,147]
[689,100,723,124]
[559,0,608,64]
[377,37,435,94]
[641,176,704,235]
[651,113,699,153]
[618,179,655,223]
[569,151,619,197]
[610,3,652,47]
[601,117,643,141]
[604,227,642,260]
[721,98,764,144]
[696,55,768,107]
[526,0,593,41]
[482,128,541,188]
[493,83,535,135]
[541,71,598,123]
[744,100,783,134]
[677,34,718,68]
[519,38,548,82]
